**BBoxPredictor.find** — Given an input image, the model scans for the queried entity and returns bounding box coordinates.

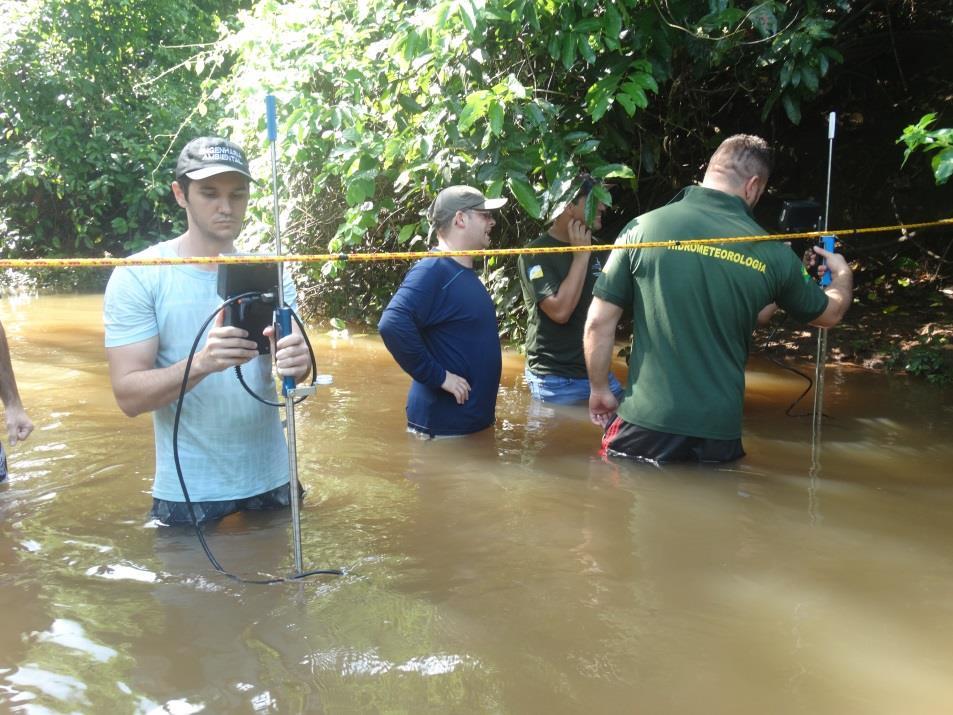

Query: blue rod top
[820,235,835,286]
[265,95,278,142]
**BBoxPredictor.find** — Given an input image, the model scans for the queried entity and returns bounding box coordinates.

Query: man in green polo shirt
[584,134,853,462]
[518,175,624,404]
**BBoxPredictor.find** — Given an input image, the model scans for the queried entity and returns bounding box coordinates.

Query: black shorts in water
[150,482,304,526]
[0,442,6,482]
[602,417,745,464]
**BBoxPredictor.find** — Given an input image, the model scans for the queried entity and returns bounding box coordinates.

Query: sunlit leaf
[585,75,619,121]
[591,164,635,180]
[457,0,478,34]
[931,147,953,184]
[620,82,648,109]
[488,101,504,136]
[457,90,492,132]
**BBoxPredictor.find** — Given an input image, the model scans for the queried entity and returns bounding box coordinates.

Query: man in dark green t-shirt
[584,134,853,463]
[518,175,623,404]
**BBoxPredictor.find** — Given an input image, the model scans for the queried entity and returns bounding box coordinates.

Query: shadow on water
[1,294,952,714]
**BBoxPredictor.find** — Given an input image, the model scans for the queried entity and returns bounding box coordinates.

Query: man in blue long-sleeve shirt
[378,185,506,438]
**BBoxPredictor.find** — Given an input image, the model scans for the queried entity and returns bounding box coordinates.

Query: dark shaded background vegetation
[1,0,950,381]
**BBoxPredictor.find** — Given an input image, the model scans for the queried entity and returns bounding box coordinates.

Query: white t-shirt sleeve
[103,266,159,348]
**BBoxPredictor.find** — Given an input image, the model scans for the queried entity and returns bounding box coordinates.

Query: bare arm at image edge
[0,321,34,446]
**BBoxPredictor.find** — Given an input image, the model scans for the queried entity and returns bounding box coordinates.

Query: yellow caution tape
[1,217,950,269]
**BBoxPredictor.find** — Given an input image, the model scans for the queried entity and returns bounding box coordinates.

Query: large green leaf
[932,147,953,185]
[604,5,622,49]
[488,101,504,136]
[781,93,802,125]
[507,176,541,219]
[457,90,492,132]
[456,0,478,34]
[585,75,620,122]
[801,65,819,93]
[560,32,576,70]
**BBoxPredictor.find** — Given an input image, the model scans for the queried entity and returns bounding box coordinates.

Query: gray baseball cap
[426,185,507,233]
[175,137,252,181]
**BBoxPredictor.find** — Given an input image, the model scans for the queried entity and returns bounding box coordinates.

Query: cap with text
[175,137,252,181]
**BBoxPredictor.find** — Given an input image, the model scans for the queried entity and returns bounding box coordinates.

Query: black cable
[171,293,342,583]
[759,321,828,419]
[769,355,815,418]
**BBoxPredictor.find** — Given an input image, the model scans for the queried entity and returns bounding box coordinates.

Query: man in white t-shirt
[103,137,311,525]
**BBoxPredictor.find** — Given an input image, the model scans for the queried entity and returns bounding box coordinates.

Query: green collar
[676,185,754,219]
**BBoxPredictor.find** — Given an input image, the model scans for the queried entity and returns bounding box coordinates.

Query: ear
[744,175,763,207]
[171,181,188,209]
[455,210,467,228]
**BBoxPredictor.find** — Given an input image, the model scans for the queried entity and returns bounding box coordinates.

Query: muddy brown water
[1,294,952,714]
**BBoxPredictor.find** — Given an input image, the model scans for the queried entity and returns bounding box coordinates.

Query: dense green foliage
[217,0,850,338]
[0,0,244,267]
[1,0,951,379]
[899,113,953,186]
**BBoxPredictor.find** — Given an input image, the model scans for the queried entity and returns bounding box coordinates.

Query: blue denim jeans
[524,366,624,405]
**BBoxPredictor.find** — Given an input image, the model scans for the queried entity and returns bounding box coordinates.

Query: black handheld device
[778,199,824,279]
[216,258,279,354]
[779,199,822,235]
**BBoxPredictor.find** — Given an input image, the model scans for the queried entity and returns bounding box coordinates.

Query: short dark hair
[177,175,193,200]
[708,134,774,184]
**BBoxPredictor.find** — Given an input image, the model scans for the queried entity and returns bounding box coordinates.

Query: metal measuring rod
[265,94,332,576]
[812,112,838,450]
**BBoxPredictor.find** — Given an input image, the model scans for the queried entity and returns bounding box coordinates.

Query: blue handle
[265,95,278,142]
[819,235,835,286]
[276,306,295,395]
